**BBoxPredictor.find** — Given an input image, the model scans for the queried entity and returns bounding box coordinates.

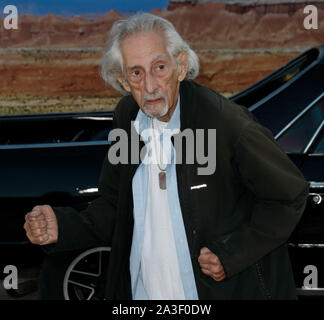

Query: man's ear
[116,73,131,93]
[176,51,189,82]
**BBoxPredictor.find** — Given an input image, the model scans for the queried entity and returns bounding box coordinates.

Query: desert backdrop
[0,0,323,114]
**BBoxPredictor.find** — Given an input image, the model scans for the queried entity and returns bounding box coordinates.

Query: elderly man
[24,13,309,300]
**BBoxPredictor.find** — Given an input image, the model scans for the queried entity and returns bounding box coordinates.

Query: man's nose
[144,72,158,94]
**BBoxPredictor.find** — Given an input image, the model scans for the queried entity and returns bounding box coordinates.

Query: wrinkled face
[117,31,188,122]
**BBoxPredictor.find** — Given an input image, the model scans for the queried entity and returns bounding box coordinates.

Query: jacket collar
[179,80,195,131]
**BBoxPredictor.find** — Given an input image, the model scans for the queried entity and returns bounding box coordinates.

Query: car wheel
[63,246,111,300]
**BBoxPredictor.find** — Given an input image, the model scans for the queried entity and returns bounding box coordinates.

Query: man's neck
[156,95,179,123]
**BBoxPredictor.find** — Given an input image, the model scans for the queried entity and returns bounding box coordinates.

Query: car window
[0,115,113,146]
[276,94,324,153]
[231,48,319,108]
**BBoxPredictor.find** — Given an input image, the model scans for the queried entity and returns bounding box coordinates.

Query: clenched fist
[198,247,226,282]
[24,205,58,245]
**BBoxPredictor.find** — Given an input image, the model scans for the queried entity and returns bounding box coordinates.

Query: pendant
[159,171,167,190]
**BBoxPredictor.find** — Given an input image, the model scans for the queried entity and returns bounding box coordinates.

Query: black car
[1,46,323,300]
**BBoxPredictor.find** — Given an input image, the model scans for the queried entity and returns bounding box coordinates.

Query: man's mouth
[145,98,163,106]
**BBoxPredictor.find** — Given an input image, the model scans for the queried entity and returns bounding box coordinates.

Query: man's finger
[212,269,225,278]
[39,234,56,246]
[30,227,47,237]
[198,253,217,265]
[28,219,47,230]
[41,205,56,221]
[24,223,39,244]
[201,267,226,282]
[198,254,211,264]
[212,273,226,282]
[200,247,212,255]
[37,233,49,243]
[199,251,221,264]
[24,220,51,245]
[201,268,213,277]
[199,263,224,275]
[26,211,43,222]
[31,205,42,213]
[31,233,49,245]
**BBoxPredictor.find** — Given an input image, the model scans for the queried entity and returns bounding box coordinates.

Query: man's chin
[143,104,168,119]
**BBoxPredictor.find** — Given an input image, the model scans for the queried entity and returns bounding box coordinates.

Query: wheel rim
[63,246,111,300]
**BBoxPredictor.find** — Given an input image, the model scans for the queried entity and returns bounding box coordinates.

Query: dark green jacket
[50,80,309,299]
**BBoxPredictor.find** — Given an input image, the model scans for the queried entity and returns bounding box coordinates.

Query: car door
[0,112,113,273]
[273,92,324,298]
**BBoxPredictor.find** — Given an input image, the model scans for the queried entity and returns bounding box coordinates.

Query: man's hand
[24,205,58,245]
[198,247,226,281]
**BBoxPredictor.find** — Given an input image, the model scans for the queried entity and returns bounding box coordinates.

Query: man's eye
[132,70,141,76]
[153,64,166,75]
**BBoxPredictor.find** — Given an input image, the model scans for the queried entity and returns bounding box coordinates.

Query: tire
[62,247,111,300]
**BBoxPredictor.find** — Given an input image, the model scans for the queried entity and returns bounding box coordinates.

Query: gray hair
[100,12,200,95]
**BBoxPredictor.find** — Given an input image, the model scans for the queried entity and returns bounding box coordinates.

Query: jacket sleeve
[42,115,121,253]
[207,120,309,278]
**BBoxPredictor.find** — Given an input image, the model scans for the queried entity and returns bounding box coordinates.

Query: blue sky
[2,1,247,16]
[1,0,179,16]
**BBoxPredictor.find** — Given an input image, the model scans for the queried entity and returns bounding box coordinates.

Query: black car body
[1,46,323,299]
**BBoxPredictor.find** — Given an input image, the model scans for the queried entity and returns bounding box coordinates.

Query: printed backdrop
[0,0,323,114]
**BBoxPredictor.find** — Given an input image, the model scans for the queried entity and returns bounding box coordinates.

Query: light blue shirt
[130,95,198,300]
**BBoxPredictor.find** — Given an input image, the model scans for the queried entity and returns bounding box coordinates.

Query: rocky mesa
[0,1,323,49]
[0,1,323,111]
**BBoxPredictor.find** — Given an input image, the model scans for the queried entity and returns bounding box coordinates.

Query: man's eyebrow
[126,54,169,71]
[126,64,142,71]
[151,54,169,64]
